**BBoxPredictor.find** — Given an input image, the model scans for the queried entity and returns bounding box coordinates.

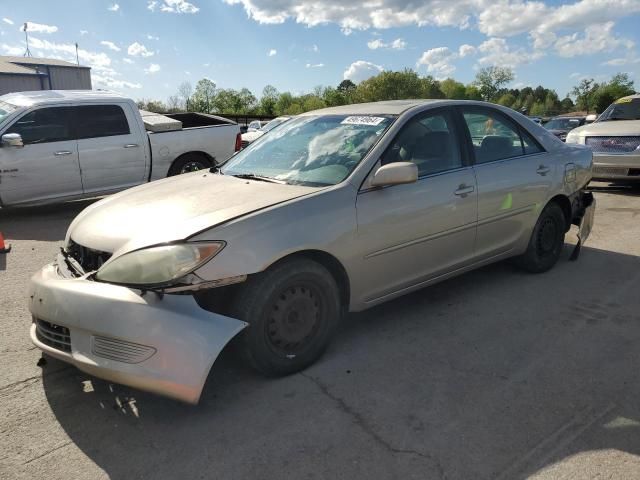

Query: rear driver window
[75,105,130,139]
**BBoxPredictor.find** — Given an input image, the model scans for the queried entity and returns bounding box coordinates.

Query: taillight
[235,132,242,152]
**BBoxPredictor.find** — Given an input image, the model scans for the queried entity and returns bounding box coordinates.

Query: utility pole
[75,43,79,65]
[23,22,32,57]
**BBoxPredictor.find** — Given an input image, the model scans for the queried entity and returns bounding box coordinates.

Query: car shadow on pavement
[0,199,97,242]
[39,244,640,480]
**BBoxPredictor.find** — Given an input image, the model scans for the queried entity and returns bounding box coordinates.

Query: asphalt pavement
[1,184,640,480]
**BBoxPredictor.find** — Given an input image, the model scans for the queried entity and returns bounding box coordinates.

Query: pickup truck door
[74,104,147,194]
[0,106,82,206]
[355,108,477,303]
[458,106,553,260]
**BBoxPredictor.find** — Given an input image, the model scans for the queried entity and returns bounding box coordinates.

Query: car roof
[299,99,448,116]
[0,90,130,108]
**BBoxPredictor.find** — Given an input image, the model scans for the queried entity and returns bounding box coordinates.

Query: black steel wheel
[230,258,341,376]
[515,202,566,273]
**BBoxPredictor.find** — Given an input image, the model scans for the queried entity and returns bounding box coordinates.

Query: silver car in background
[29,100,595,403]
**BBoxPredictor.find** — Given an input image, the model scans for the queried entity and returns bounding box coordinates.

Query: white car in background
[241,116,292,148]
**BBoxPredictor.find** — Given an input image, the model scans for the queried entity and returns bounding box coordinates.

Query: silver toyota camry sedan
[29,100,595,403]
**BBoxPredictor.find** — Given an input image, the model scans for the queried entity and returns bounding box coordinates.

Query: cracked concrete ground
[1,183,640,480]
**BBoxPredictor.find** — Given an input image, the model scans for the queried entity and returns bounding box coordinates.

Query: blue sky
[1,0,639,102]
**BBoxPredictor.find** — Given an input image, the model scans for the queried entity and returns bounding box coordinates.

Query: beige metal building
[0,56,91,95]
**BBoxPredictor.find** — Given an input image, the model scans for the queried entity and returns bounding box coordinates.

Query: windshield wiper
[229,173,286,184]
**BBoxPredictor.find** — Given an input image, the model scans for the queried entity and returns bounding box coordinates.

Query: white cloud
[100,40,121,52]
[20,22,58,34]
[127,42,154,57]
[122,57,134,64]
[144,63,161,74]
[312,44,318,52]
[343,60,383,83]
[477,37,541,68]
[602,57,640,66]
[367,38,406,50]
[306,63,325,68]
[2,18,13,25]
[147,34,160,40]
[570,72,582,78]
[108,3,120,12]
[80,30,88,36]
[157,0,199,13]
[1,43,24,56]
[185,70,191,75]
[458,44,476,57]
[93,73,142,90]
[554,21,634,57]
[268,48,277,56]
[416,47,457,78]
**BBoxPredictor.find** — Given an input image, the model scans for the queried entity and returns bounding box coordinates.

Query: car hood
[241,131,264,143]
[66,172,318,256]
[569,120,640,137]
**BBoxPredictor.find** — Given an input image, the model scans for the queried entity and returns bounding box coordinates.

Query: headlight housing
[95,242,225,286]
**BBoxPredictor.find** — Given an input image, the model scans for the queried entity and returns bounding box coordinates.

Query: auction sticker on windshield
[341,116,386,126]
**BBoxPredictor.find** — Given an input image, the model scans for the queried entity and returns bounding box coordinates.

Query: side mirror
[585,114,597,124]
[370,162,418,187]
[2,133,23,148]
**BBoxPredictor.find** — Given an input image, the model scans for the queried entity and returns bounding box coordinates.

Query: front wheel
[230,258,341,376]
[515,202,566,273]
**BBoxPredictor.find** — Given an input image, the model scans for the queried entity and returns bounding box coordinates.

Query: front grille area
[593,166,630,176]
[586,136,640,154]
[92,336,156,364]
[35,319,71,353]
[66,240,111,272]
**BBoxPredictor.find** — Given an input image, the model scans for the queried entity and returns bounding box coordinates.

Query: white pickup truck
[0,90,241,207]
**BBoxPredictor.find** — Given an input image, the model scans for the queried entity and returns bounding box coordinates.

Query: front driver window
[7,107,73,145]
[381,110,462,177]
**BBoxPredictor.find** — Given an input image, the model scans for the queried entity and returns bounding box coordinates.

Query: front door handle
[454,184,475,197]
[537,165,551,176]
[124,144,139,148]
[54,151,73,156]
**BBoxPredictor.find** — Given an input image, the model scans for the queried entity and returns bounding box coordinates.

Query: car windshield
[261,117,289,133]
[545,118,581,130]
[0,101,17,123]
[598,98,640,122]
[221,114,395,186]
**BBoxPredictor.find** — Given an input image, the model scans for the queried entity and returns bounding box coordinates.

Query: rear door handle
[124,144,139,148]
[454,184,475,197]
[537,165,551,176]
[54,151,73,156]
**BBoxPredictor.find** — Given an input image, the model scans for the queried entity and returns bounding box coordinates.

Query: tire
[167,153,211,176]
[230,258,341,376]
[515,202,566,273]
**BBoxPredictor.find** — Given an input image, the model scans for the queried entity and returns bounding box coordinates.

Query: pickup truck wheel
[230,258,341,376]
[515,202,566,273]
[168,154,211,176]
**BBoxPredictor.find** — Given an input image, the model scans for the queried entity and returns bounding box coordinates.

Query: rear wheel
[168,153,211,176]
[230,258,341,376]
[515,202,566,273]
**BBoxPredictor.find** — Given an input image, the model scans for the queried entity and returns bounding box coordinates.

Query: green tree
[260,85,279,116]
[473,66,515,101]
[560,97,575,113]
[571,78,597,113]
[192,78,217,113]
[465,85,483,100]
[440,78,467,99]
[238,88,257,114]
[496,93,516,108]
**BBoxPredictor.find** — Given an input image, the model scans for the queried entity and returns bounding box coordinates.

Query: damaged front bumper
[28,254,247,404]
[569,189,596,260]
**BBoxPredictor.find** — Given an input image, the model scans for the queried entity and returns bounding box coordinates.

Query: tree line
[136,66,636,118]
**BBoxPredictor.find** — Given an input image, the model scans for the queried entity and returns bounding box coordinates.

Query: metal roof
[0,55,90,69]
[0,60,40,75]
[0,89,129,107]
